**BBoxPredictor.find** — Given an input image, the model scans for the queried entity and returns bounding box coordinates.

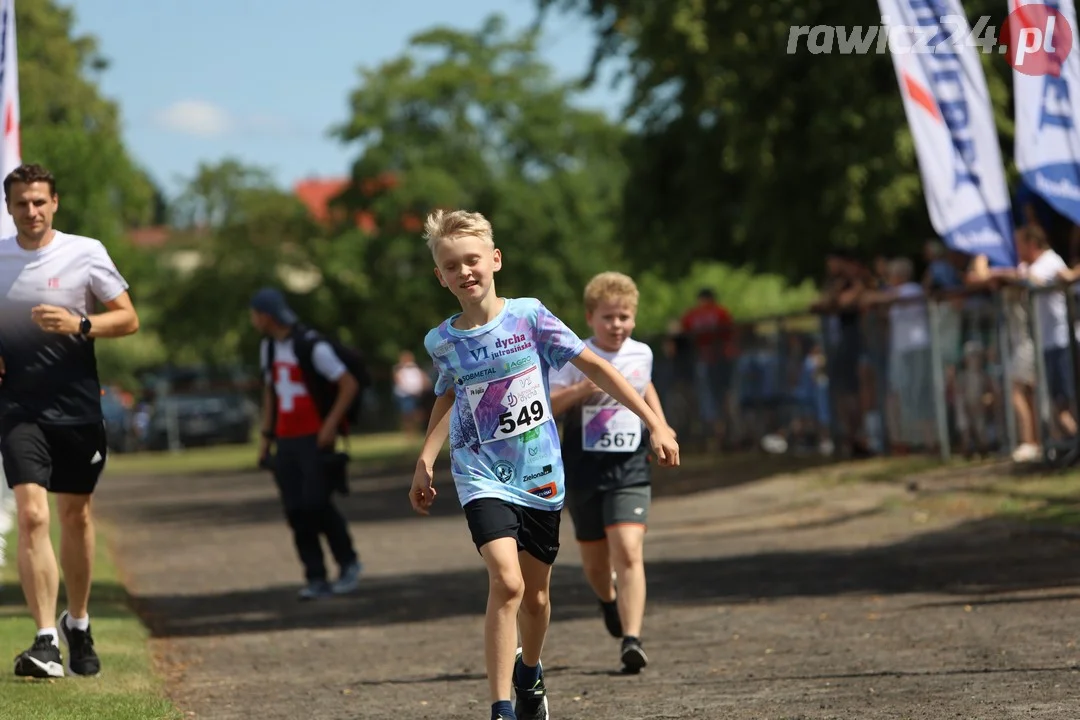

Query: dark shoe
[14,635,64,679]
[620,637,648,674]
[58,611,101,677]
[331,561,362,595]
[298,579,333,601]
[599,598,623,638]
[513,647,549,720]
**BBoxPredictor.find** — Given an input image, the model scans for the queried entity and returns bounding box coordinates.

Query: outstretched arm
[568,348,680,466]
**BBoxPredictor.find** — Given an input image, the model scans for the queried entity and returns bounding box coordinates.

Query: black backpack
[263,324,372,434]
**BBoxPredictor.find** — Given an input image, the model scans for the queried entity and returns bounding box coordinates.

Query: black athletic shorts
[567,483,651,543]
[463,497,561,565]
[1,420,108,495]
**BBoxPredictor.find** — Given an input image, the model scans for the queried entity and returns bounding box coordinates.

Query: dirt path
[95,456,1080,719]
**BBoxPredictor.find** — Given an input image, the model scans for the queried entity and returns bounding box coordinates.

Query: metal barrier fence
[635,279,1080,466]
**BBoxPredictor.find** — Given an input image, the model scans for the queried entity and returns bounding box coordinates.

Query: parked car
[101,386,135,453]
[144,392,255,451]
[128,363,258,451]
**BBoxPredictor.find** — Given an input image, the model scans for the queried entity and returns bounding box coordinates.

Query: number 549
[498,401,545,434]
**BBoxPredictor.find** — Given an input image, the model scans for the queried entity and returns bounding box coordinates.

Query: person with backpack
[250,287,364,600]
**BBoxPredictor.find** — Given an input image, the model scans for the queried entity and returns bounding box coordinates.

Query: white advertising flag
[1011,0,1080,224]
[878,0,1016,266]
[0,0,19,240]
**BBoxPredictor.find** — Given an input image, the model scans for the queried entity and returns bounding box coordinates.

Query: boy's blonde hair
[584,271,639,313]
[422,209,494,256]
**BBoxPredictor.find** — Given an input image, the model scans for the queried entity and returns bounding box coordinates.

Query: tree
[147,160,321,365]
[328,14,629,358]
[17,1,158,244]
[535,0,1016,281]
[16,2,165,388]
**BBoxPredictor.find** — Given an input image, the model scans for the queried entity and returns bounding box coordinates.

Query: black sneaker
[58,611,101,677]
[599,598,623,639]
[14,635,64,679]
[513,647,549,720]
[620,637,648,674]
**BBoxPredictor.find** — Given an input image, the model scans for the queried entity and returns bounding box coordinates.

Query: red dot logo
[1000,3,1073,76]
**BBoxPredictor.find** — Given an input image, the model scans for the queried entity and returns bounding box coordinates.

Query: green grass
[106,430,427,476]
[0,508,181,719]
[969,469,1080,527]
[805,455,947,488]
[841,459,1080,529]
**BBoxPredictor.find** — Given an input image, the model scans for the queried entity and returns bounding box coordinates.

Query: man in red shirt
[251,288,363,601]
[680,289,735,446]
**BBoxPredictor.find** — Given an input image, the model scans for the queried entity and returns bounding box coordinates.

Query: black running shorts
[463,497,562,565]
[1,420,108,495]
[567,483,651,543]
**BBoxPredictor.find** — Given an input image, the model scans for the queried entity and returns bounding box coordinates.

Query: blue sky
[65,0,628,198]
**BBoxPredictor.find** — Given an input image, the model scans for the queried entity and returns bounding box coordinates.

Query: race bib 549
[466,364,552,444]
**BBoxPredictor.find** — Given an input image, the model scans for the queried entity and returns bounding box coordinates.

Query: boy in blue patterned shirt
[410,210,679,720]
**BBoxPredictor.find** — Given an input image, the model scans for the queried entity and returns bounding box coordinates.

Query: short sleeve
[424,329,455,397]
[534,302,585,371]
[547,360,583,390]
[311,341,347,382]
[88,241,129,303]
[1030,254,1066,285]
[260,339,270,383]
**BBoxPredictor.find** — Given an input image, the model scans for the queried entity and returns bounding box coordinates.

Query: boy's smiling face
[433,233,502,306]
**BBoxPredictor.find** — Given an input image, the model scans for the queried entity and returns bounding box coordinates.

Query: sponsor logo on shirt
[458,367,497,385]
[523,464,552,482]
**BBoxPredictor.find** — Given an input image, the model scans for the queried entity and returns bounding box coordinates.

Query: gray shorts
[567,483,651,543]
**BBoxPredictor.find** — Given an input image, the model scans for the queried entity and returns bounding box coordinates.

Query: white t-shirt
[0,231,129,422]
[549,337,653,455]
[259,338,346,385]
[888,282,930,353]
[548,336,653,400]
[394,362,427,396]
[1025,249,1069,350]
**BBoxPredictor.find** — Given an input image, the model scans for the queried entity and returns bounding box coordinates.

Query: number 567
[597,432,634,448]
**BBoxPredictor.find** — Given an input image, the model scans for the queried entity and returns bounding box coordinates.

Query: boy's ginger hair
[584,271,639,313]
[422,209,494,256]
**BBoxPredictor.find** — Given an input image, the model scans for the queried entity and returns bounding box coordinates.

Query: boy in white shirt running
[549,272,672,673]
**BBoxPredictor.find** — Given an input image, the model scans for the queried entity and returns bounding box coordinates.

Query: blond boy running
[549,272,671,673]
[409,213,679,720]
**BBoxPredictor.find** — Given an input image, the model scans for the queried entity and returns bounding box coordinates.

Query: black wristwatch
[78,315,92,336]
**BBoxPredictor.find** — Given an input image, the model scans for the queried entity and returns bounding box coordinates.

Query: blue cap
[250,287,298,326]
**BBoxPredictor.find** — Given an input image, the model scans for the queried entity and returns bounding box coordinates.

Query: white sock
[36,628,58,647]
[66,614,90,632]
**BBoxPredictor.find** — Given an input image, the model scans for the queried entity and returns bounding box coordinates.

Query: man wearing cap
[250,288,362,600]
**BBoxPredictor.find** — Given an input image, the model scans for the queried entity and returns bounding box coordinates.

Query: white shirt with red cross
[260,338,346,438]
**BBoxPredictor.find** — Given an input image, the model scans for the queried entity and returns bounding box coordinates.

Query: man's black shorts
[463,497,561,565]
[1,420,108,495]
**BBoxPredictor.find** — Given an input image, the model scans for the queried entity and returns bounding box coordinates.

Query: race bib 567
[582,405,642,452]
[466,364,552,444]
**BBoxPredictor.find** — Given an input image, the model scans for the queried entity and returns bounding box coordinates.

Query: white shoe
[761,434,788,454]
[1011,443,1040,463]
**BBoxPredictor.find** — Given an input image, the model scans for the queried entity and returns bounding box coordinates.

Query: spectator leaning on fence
[861,258,935,452]
[1014,225,1077,440]
[967,225,1077,461]
[811,252,871,457]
